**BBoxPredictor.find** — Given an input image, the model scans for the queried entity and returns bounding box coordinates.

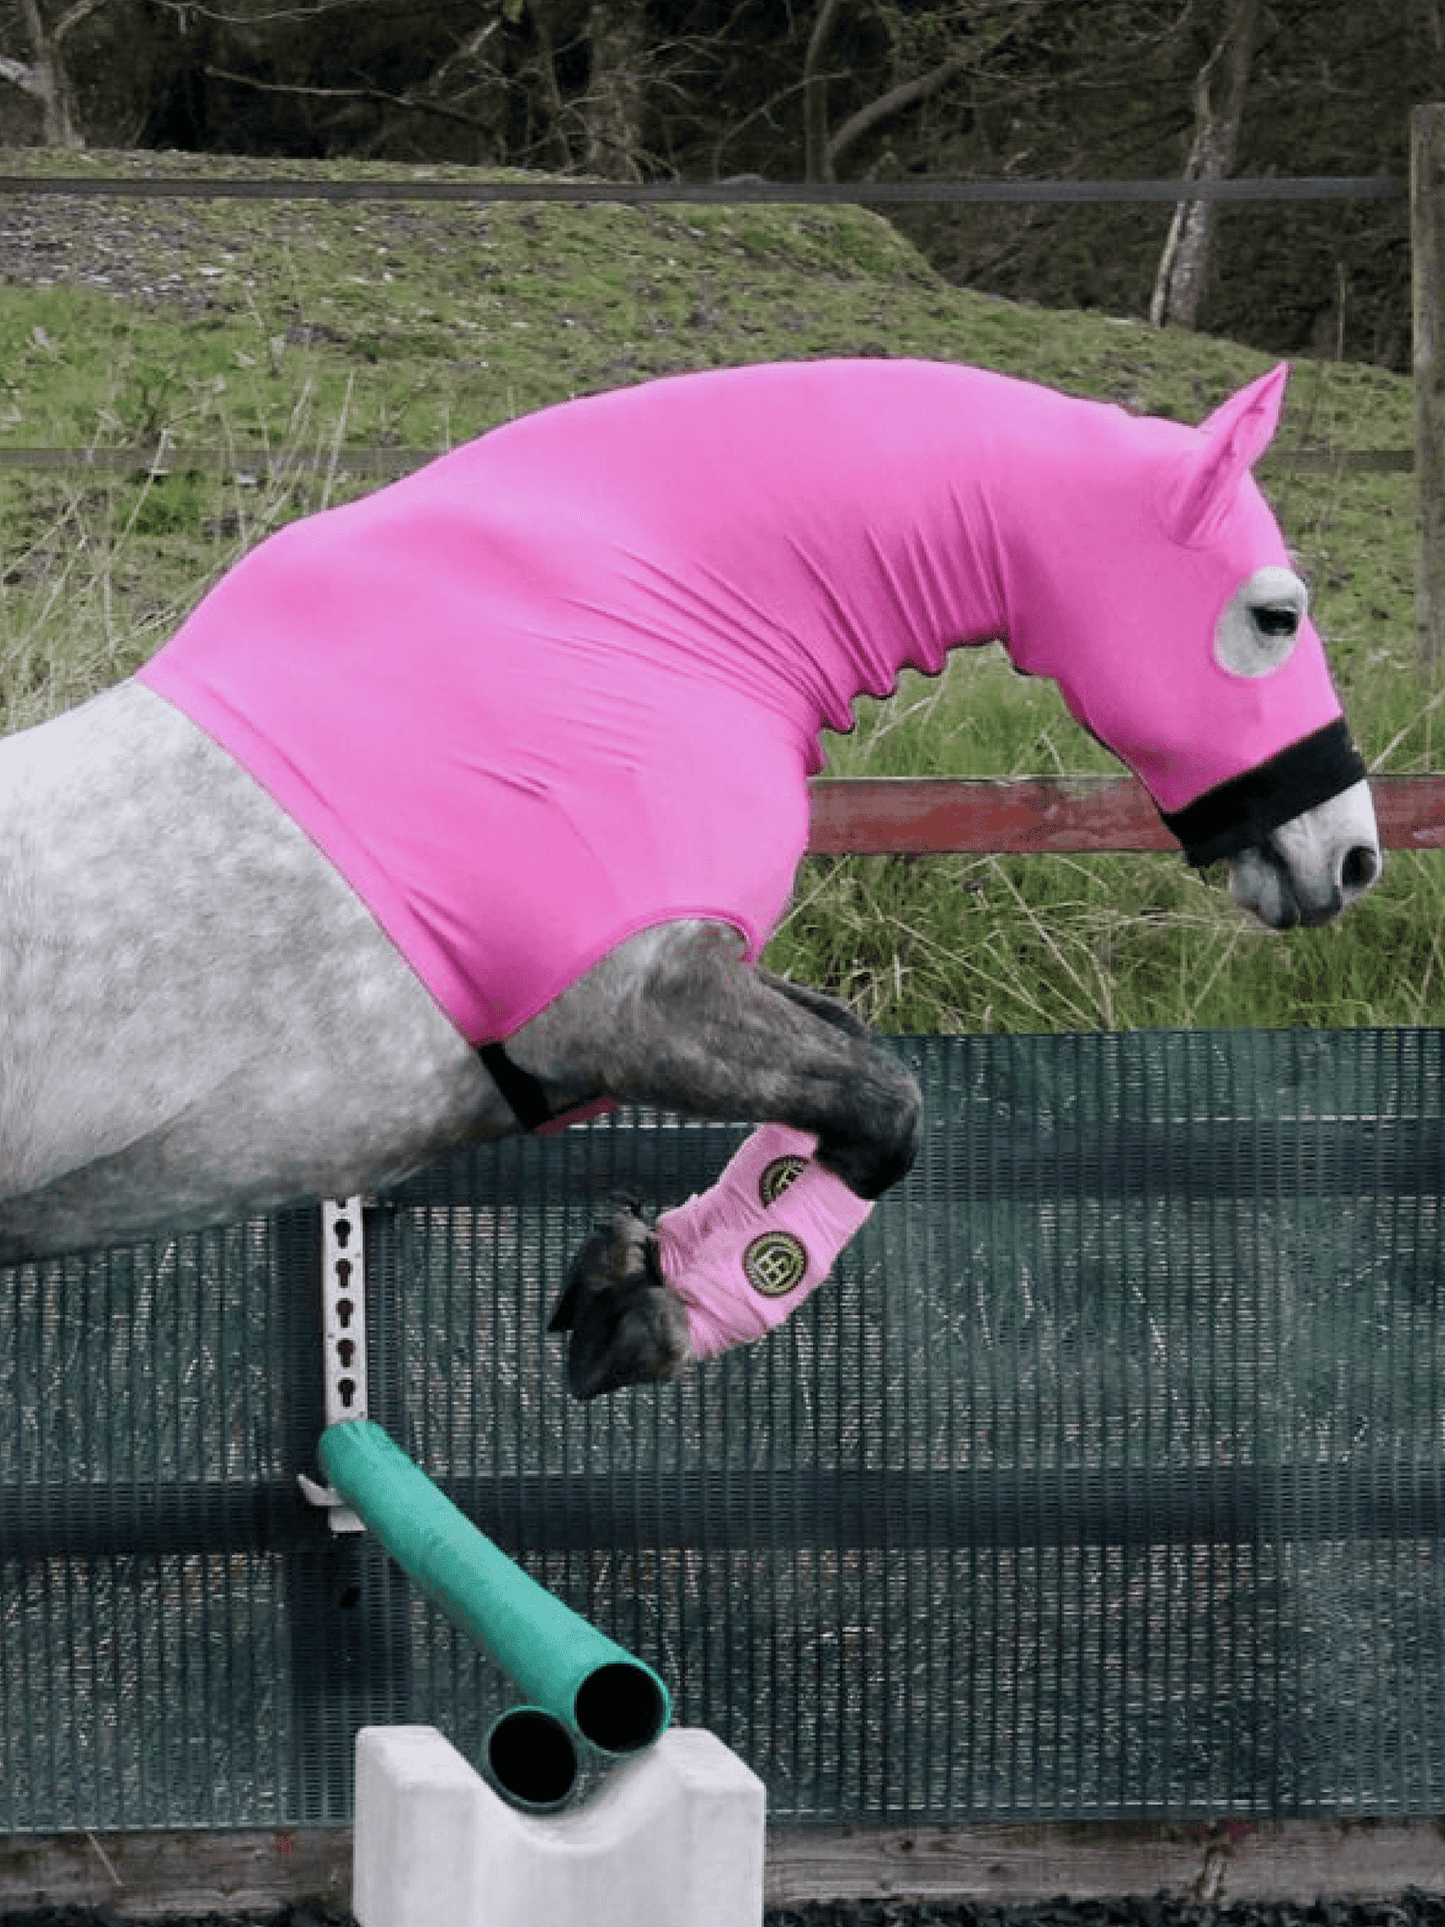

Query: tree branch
[709,70,821,177]
[203,64,501,134]
[155,0,365,21]
[826,47,971,173]
[418,15,502,100]
[52,0,118,43]
[0,54,39,94]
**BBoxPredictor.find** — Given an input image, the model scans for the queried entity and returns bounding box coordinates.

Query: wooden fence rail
[807,773,1445,855]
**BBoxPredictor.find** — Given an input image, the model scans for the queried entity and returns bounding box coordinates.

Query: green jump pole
[318,1420,670,1762]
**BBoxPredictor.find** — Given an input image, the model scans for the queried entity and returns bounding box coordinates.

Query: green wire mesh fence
[3,1027,1445,1830]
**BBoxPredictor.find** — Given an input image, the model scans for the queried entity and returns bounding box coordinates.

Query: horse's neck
[926,386,1133,689]
[793,370,1116,706]
[747,404,1050,732]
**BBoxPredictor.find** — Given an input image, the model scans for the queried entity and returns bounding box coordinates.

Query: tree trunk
[25,0,119,145]
[802,0,844,183]
[525,0,576,172]
[582,0,646,180]
[13,0,82,145]
[1150,0,1261,331]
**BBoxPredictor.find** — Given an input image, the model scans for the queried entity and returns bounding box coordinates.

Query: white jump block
[352,1724,766,1927]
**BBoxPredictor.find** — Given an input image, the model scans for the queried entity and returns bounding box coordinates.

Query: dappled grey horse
[0,359,1380,1396]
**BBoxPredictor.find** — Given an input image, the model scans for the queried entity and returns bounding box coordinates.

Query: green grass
[0,149,1438,1033]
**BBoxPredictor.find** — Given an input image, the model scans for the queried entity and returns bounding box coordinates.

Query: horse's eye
[1216,567,1308,677]
[1253,605,1299,639]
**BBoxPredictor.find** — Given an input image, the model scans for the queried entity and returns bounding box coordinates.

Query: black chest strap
[477,1042,554,1134]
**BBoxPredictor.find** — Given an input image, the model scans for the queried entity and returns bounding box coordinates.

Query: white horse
[0,359,1380,1397]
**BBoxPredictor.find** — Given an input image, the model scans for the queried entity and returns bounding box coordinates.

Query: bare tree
[802,0,1033,185]
[0,0,114,145]
[581,0,645,178]
[201,1,656,178]
[1150,0,1262,330]
[198,1,526,164]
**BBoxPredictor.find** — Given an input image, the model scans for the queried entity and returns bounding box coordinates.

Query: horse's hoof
[547,1207,692,1400]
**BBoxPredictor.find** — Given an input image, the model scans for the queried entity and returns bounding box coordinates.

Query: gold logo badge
[743,1231,808,1298]
[759,1154,806,1207]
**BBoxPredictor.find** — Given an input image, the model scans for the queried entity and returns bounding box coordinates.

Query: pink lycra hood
[977,359,1343,813]
[137,358,1351,1045]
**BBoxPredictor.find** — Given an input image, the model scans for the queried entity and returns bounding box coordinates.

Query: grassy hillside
[0,150,1435,1031]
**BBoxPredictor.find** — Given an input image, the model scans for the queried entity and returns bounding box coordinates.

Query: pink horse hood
[993,360,1345,813]
[137,358,1354,1045]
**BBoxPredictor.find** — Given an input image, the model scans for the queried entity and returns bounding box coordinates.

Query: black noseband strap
[1161,718,1367,869]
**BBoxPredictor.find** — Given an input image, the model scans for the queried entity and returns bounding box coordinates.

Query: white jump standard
[352,1724,765,1927]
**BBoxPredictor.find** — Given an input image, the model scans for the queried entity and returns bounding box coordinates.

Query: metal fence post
[1413,104,1445,664]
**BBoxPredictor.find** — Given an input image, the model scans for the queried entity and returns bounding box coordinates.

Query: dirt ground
[5,1896,1445,1926]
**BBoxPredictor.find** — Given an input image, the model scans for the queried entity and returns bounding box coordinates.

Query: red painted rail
[806,775,1445,855]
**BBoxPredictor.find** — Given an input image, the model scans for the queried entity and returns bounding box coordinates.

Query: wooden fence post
[1412,104,1445,664]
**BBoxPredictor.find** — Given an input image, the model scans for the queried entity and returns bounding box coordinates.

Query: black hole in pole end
[485,1708,578,1812]
[573,1662,667,1756]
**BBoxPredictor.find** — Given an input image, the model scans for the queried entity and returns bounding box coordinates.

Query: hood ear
[1163,361,1291,545]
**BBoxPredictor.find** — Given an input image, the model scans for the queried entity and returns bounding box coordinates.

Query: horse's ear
[1164,361,1291,544]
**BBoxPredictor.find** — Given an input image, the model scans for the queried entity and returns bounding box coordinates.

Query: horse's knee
[0,1223,36,1266]
[874,1068,923,1193]
[817,1059,922,1201]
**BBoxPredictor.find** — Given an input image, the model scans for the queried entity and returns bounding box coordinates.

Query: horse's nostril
[1340,844,1380,894]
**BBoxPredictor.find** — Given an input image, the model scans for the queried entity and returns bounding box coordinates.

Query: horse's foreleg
[511,923,921,1192]
[515,922,921,1397]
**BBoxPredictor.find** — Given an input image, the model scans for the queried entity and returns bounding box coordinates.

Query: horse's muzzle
[1161,718,1368,869]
